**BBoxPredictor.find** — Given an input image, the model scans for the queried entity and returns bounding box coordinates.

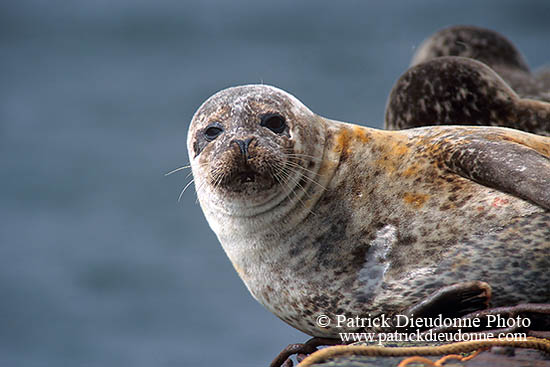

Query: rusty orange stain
[492,197,510,208]
[375,157,394,173]
[373,139,411,174]
[334,127,351,154]
[403,165,420,178]
[393,143,409,157]
[352,125,371,143]
[403,192,430,209]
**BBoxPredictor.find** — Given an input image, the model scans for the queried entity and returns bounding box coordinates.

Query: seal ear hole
[203,123,224,141]
[260,113,287,134]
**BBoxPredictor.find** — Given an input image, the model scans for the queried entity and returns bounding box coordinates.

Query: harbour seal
[188,84,550,338]
[411,25,550,102]
[384,56,550,135]
[385,26,550,133]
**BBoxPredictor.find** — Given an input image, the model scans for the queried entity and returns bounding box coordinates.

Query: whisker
[276,166,318,217]
[178,180,195,202]
[165,165,191,176]
[284,160,323,178]
[212,169,226,191]
[276,169,307,210]
[285,153,323,162]
[282,161,327,191]
[277,166,309,206]
[165,161,211,177]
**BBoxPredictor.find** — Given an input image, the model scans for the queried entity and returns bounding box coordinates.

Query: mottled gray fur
[189,85,550,337]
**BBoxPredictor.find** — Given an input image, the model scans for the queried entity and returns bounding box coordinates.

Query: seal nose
[231,137,255,160]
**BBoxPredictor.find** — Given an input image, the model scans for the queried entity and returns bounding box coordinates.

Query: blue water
[1,1,549,366]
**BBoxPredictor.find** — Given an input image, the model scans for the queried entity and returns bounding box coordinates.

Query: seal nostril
[231,137,255,159]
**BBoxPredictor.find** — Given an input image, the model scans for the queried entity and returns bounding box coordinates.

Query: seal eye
[204,123,223,141]
[260,113,286,134]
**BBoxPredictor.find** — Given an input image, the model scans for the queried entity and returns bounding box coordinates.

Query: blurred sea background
[2,1,550,366]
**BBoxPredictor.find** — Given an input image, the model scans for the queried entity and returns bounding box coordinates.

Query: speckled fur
[188,85,550,338]
[410,25,550,102]
[385,57,550,135]
[385,25,550,134]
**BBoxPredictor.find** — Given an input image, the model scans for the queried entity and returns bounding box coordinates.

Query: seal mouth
[217,163,276,193]
[237,169,257,183]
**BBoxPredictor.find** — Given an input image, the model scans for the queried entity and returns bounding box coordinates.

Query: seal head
[411,25,529,73]
[410,25,550,103]
[188,85,326,217]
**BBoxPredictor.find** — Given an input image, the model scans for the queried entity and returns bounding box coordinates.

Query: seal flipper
[443,136,550,210]
[398,281,492,331]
